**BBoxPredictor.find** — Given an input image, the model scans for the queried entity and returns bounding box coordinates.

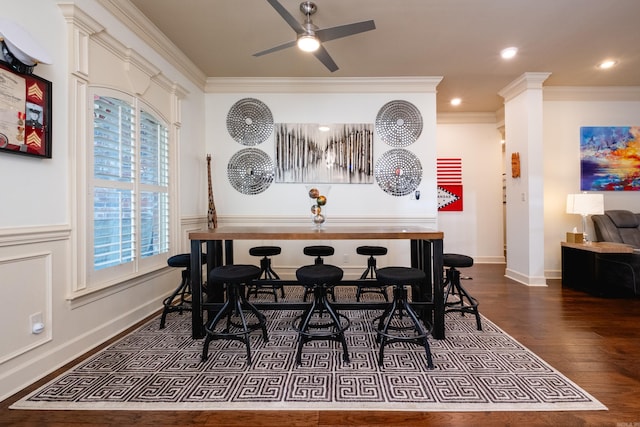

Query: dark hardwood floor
[2,263,639,426]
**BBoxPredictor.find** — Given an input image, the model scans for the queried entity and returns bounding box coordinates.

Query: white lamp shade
[566,193,604,215]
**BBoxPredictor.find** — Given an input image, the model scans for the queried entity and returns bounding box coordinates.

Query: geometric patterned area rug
[11,291,606,412]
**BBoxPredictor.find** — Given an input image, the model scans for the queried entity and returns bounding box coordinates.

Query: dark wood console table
[561,241,634,295]
[189,225,445,340]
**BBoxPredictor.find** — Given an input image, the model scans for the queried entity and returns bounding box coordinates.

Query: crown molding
[205,77,443,94]
[544,86,640,102]
[498,72,552,103]
[96,0,207,90]
[58,3,105,34]
[437,112,499,124]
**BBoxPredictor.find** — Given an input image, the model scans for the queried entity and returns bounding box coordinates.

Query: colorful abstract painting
[580,126,640,191]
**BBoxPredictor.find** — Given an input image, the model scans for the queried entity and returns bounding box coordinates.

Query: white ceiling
[127,0,640,113]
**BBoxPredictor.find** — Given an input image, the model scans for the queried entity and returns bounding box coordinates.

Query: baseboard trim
[505,268,548,287]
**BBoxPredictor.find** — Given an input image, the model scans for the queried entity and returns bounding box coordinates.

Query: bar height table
[189,225,445,340]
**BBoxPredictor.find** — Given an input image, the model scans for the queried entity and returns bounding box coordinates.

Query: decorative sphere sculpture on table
[308,187,328,227]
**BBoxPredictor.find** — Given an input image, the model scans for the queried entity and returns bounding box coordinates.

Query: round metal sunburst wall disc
[374,149,423,196]
[227,148,274,195]
[226,98,274,146]
[375,100,423,147]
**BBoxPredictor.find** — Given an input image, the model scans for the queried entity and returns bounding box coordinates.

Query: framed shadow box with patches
[0,60,52,158]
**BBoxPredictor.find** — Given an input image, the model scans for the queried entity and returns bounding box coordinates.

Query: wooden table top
[189,225,444,241]
[561,241,635,253]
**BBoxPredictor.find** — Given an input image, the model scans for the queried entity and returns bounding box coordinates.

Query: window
[91,93,169,283]
[61,11,185,297]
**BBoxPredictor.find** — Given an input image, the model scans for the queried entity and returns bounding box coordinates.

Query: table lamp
[566,193,604,242]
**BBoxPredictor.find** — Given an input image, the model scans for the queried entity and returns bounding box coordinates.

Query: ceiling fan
[253,0,376,72]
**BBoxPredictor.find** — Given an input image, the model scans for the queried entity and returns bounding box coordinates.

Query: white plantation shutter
[139,110,169,258]
[92,94,169,275]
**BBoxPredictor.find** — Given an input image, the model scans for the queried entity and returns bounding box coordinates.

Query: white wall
[543,91,640,277]
[0,1,67,227]
[501,74,549,286]
[203,88,507,276]
[436,119,504,262]
[206,88,438,220]
[0,0,206,401]
[204,81,441,278]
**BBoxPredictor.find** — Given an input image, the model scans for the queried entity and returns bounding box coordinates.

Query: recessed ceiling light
[500,47,518,59]
[598,59,617,69]
[450,98,462,106]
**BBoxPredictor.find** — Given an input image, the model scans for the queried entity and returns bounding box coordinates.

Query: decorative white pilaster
[499,73,551,286]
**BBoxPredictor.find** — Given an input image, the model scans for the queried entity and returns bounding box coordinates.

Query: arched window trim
[87,87,171,288]
[61,4,186,299]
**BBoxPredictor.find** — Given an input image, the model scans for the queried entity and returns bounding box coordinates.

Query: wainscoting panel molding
[0,251,53,364]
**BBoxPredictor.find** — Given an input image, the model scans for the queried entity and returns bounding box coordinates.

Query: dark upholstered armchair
[592,210,640,296]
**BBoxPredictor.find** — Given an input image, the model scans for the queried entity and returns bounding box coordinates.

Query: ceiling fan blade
[253,40,297,57]
[313,45,339,72]
[266,0,304,34]
[315,20,376,43]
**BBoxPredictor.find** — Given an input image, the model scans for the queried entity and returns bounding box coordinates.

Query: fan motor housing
[300,2,317,16]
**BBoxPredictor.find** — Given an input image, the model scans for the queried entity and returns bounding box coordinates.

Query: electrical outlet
[30,312,44,334]
[343,254,349,264]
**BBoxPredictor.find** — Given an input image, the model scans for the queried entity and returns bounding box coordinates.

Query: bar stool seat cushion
[443,253,474,268]
[376,266,426,285]
[303,245,335,257]
[168,252,207,268]
[296,264,343,285]
[249,246,282,257]
[356,246,388,256]
[209,264,261,283]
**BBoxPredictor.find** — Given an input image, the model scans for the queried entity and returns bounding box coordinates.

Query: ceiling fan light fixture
[297,34,320,52]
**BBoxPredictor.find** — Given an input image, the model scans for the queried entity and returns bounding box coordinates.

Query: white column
[499,73,550,286]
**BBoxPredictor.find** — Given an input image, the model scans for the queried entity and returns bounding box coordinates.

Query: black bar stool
[373,266,434,369]
[293,264,350,365]
[355,245,388,301]
[443,253,481,330]
[201,264,268,366]
[246,246,284,301]
[303,245,334,264]
[160,253,207,329]
[303,245,335,301]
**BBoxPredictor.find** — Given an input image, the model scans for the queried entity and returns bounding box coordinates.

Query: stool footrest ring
[293,313,350,338]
